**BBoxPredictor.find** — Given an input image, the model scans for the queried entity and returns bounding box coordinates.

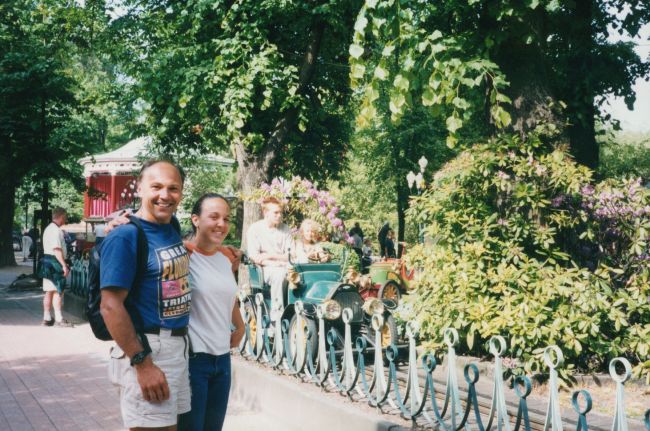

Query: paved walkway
[0,259,295,431]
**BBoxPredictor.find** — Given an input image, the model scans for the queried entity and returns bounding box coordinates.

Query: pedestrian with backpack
[99,159,191,431]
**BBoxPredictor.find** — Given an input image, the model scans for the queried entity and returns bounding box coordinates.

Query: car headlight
[320,299,342,320]
[363,298,384,316]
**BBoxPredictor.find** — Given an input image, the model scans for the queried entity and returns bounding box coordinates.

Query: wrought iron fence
[239,294,650,431]
[69,256,89,297]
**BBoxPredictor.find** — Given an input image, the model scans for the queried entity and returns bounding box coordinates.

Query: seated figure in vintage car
[246,197,292,325]
[291,219,330,264]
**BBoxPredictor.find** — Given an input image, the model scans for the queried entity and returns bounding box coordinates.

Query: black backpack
[86,215,180,341]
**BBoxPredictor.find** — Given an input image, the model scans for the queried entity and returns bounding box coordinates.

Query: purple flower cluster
[259,176,348,238]
[581,179,650,221]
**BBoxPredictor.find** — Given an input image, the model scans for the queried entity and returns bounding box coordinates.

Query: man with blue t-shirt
[100,159,191,431]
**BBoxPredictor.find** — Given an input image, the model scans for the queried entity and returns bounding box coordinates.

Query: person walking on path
[177,193,245,431]
[40,207,73,327]
[377,222,390,258]
[22,230,33,262]
[246,197,292,326]
[384,229,397,259]
[348,222,364,241]
[100,159,191,431]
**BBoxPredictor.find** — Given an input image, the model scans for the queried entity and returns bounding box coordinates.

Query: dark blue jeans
[178,352,231,431]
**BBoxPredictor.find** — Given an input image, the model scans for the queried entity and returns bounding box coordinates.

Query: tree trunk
[40,180,50,236]
[495,41,563,138]
[0,176,17,267]
[234,140,269,288]
[235,18,326,249]
[565,0,597,169]
[235,149,268,253]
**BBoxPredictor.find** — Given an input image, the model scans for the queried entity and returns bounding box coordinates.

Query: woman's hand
[230,301,246,348]
[230,325,245,348]
[104,210,132,234]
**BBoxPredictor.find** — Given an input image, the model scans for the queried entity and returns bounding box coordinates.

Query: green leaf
[351,63,366,79]
[354,15,368,33]
[394,74,410,91]
[349,44,364,59]
[446,115,463,133]
[389,92,406,114]
[431,44,446,54]
[422,88,435,106]
[374,65,388,80]
[446,134,458,148]
[546,0,560,12]
[453,97,470,110]
[382,45,395,57]
[495,93,512,104]
[467,330,475,349]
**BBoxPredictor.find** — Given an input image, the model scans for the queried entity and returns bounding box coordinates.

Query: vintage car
[349,257,414,305]
[241,251,399,356]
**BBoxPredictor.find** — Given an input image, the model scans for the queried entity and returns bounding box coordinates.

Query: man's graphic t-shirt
[100,217,191,329]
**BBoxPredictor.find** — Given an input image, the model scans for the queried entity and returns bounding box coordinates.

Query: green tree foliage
[110,0,361,241]
[0,2,90,264]
[599,130,650,182]
[347,106,456,251]
[403,131,650,382]
[350,0,650,168]
[328,155,397,247]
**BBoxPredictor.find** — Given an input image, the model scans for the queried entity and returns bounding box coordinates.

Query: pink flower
[346,236,355,245]
[319,206,328,214]
[331,206,339,214]
[332,218,342,227]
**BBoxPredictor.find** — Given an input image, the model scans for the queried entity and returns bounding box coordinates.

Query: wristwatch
[130,350,149,366]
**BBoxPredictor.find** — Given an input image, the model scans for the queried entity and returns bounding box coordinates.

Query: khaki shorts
[42,278,58,292]
[108,331,191,429]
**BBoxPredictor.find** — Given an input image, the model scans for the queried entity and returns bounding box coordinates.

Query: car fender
[380,298,398,311]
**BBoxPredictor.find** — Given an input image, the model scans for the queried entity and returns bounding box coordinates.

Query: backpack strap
[125,215,149,333]
[170,215,181,235]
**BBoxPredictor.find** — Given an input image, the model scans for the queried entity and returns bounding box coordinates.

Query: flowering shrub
[247,176,351,240]
[246,176,360,271]
[404,132,650,383]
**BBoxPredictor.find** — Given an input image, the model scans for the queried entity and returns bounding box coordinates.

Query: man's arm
[52,247,69,277]
[100,288,170,403]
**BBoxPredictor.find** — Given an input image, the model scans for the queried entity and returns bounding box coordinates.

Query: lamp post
[407,156,428,244]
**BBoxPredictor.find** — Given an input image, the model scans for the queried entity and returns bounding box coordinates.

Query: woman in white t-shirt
[178,193,245,431]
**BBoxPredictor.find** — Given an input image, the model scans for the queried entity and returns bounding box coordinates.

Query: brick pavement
[0,260,297,431]
[0,270,123,431]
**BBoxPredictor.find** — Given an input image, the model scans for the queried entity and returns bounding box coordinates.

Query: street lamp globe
[406,171,416,189]
[418,156,428,173]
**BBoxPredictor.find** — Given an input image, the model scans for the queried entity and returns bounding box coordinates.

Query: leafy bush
[321,241,361,273]
[403,132,650,382]
[599,131,650,182]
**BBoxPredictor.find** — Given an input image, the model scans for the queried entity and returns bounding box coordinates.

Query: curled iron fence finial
[237,312,636,431]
